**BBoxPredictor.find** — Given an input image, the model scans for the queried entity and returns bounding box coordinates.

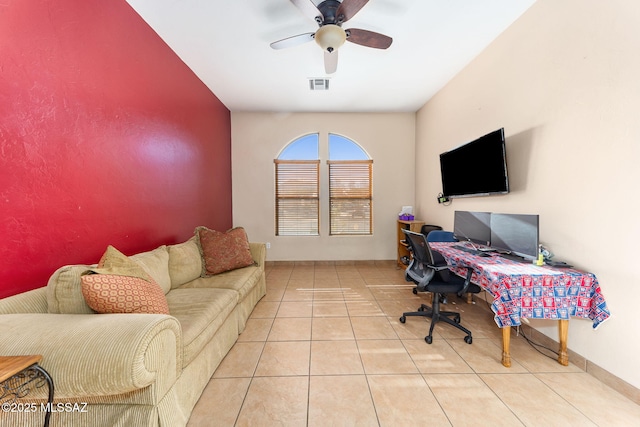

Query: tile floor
[187,262,640,427]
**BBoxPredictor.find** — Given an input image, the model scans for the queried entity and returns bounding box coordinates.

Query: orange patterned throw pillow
[196,226,254,276]
[81,274,170,314]
[80,245,169,314]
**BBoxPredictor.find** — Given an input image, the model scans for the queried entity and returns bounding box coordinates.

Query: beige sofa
[0,237,266,426]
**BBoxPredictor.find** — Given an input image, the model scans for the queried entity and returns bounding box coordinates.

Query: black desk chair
[420,224,442,238]
[399,229,481,344]
[407,229,455,294]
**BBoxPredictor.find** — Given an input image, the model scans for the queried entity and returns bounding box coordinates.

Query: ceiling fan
[270,0,393,74]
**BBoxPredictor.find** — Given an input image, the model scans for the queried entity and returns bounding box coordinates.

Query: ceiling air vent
[309,78,330,91]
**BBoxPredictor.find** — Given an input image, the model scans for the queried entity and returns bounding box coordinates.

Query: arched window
[328,134,372,235]
[274,134,320,236]
[274,133,373,236]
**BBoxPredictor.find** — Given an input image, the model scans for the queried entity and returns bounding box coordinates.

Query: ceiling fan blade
[290,0,323,22]
[324,51,338,74]
[346,28,393,49]
[270,32,315,50]
[336,0,369,23]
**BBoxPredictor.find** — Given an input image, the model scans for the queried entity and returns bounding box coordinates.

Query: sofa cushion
[130,246,172,295]
[179,265,262,301]
[47,246,169,314]
[81,274,170,314]
[167,238,202,289]
[81,245,169,314]
[47,264,97,314]
[196,226,254,276]
[92,245,153,281]
[165,288,238,366]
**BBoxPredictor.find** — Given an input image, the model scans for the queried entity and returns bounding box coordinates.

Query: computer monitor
[453,211,491,245]
[490,213,539,260]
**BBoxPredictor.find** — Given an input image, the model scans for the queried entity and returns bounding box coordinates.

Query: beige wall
[232,112,416,261]
[415,0,640,388]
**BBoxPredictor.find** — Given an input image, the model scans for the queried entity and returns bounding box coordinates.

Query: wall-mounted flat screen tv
[439,128,509,198]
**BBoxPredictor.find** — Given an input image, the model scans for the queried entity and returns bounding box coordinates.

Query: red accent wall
[0,0,232,298]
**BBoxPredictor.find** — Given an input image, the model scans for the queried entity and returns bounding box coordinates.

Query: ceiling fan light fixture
[314,24,346,53]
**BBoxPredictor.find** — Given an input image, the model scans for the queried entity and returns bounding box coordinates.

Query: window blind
[274,160,320,236]
[328,160,372,235]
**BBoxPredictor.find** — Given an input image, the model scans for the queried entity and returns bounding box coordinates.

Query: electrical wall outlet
[266,242,271,249]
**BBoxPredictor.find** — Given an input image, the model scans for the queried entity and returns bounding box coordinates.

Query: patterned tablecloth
[429,242,611,329]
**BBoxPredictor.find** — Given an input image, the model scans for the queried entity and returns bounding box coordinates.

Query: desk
[430,242,611,367]
[0,355,54,427]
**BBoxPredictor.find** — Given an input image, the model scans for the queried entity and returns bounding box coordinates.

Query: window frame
[327,159,373,236]
[274,159,321,236]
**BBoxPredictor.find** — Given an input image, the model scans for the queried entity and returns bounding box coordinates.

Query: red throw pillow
[196,226,254,276]
[81,274,170,314]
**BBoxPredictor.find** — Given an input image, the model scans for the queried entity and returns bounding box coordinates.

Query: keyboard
[452,245,490,257]
[499,253,529,263]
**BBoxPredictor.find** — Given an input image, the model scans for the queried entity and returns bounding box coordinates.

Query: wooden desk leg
[501,327,512,367]
[558,320,569,366]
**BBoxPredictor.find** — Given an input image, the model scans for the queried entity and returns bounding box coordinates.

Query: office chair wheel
[412,287,418,295]
[464,336,472,344]
[399,316,406,324]
[417,306,425,312]
[425,336,433,344]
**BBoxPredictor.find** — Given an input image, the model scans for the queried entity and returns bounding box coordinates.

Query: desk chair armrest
[427,264,450,272]
[457,267,474,297]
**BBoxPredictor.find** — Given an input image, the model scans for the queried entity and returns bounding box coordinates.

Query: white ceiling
[126,0,536,113]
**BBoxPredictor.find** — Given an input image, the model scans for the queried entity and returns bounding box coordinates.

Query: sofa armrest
[249,242,266,268]
[0,313,182,399]
[0,287,48,314]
